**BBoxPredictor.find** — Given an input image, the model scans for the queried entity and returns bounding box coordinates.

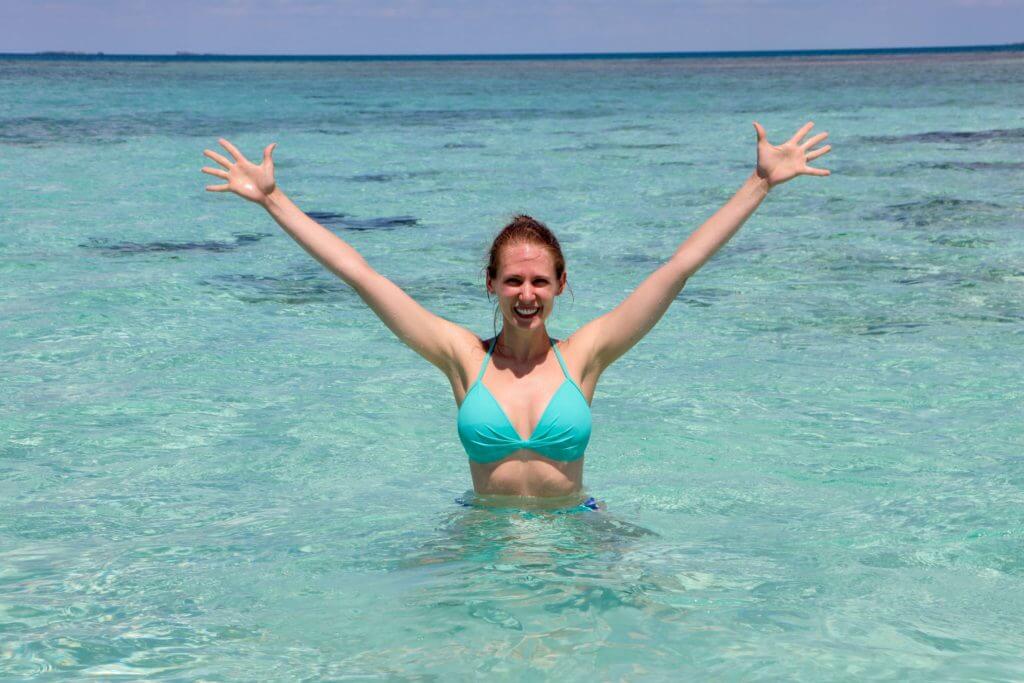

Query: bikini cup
[456,336,592,463]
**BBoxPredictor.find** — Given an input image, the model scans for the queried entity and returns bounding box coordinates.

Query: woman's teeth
[514,306,539,317]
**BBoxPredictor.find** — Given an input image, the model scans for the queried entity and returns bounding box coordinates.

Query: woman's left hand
[754,121,831,189]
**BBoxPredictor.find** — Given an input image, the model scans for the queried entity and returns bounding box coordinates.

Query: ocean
[1,47,1023,679]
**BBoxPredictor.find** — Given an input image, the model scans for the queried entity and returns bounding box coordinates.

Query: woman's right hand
[202,138,277,205]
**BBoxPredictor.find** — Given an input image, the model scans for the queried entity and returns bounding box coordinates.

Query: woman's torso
[450,334,597,497]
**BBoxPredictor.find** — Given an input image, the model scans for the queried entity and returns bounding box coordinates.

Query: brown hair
[486,214,566,282]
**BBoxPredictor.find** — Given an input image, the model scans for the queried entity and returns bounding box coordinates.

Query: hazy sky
[2,0,1022,55]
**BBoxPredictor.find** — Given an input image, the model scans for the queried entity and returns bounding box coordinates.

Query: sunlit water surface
[1,50,1023,679]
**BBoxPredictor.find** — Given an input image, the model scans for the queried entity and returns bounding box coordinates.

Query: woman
[201,122,831,504]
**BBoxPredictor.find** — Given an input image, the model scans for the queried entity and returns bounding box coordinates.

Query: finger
[204,149,232,169]
[262,142,276,166]
[753,121,767,143]
[201,166,229,179]
[806,144,831,161]
[218,138,246,163]
[804,167,830,177]
[788,121,814,145]
[801,132,828,150]
[205,184,231,192]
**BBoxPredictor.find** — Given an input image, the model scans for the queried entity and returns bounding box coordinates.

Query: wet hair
[486,214,566,282]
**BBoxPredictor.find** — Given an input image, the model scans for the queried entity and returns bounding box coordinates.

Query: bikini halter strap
[549,337,571,380]
[474,337,498,385]
[476,334,569,384]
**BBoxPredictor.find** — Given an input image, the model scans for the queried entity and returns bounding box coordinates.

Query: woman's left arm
[572,121,832,375]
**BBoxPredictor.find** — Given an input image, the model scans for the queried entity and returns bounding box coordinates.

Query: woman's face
[487,242,566,331]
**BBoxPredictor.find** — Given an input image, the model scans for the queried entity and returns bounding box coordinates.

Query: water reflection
[381,493,667,629]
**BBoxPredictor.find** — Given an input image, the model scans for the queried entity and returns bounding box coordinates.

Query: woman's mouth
[513,305,539,320]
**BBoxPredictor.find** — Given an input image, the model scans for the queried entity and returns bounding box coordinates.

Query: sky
[1,0,1023,55]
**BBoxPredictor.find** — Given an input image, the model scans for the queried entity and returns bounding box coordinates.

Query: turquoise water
[2,50,1023,679]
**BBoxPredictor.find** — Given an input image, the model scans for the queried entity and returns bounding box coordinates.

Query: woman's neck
[495,325,551,363]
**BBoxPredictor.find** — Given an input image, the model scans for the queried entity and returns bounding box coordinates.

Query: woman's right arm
[202,138,476,374]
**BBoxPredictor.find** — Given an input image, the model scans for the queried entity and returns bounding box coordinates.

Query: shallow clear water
[2,51,1023,679]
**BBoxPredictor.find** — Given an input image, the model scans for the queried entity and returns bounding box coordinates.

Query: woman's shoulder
[448,331,494,385]
[555,329,603,388]
[552,333,585,369]
[554,330,589,359]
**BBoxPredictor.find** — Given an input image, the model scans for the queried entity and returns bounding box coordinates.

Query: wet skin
[453,243,591,497]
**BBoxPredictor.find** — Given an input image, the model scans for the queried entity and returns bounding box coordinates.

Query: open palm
[754,121,831,188]
[202,138,277,204]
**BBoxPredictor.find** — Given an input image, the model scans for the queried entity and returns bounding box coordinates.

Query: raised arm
[570,121,832,376]
[201,138,475,374]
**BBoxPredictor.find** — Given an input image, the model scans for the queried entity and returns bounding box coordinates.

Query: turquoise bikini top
[457,335,592,463]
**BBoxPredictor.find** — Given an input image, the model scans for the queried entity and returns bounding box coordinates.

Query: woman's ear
[558,271,567,295]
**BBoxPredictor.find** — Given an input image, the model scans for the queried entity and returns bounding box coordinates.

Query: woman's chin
[503,308,549,329]
[502,318,525,330]
[513,313,542,327]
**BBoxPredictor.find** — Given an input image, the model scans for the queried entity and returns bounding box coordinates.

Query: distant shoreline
[5,43,1024,62]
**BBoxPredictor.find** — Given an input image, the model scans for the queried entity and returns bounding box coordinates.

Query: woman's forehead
[499,243,555,273]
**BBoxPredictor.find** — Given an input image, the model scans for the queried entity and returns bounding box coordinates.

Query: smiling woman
[201,122,831,504]
[458,218,594,496]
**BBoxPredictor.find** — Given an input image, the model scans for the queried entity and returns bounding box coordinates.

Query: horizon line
[3,41,1023,61]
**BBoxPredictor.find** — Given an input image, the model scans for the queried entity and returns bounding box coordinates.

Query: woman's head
[486,215,568,332]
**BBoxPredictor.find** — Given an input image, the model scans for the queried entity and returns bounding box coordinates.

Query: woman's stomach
[469,451,584,497]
